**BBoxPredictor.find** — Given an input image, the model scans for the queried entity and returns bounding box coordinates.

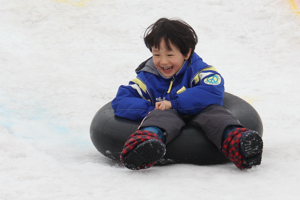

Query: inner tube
[90,92,263,165]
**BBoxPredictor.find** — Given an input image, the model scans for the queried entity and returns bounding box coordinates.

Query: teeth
[162,67,172,70]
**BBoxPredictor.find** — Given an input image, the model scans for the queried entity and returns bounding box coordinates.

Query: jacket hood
[135,58,159,76]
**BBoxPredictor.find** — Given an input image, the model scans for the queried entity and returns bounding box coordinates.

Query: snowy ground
[1,0,300,199]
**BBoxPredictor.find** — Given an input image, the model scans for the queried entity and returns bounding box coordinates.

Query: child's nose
[160,57,169,65]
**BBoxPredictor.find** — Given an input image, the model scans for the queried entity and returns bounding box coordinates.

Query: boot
[120,130,166,170]
[222,128,263,169]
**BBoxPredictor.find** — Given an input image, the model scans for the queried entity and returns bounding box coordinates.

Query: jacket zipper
[167,76,175,94]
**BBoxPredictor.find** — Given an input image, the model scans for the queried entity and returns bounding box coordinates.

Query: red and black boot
[120,130,166,170]
[222,127,263,169]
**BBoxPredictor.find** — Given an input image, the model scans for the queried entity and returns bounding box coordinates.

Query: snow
[1,0,300,199]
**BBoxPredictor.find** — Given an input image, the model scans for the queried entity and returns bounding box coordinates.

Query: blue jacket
[112,53,224,121]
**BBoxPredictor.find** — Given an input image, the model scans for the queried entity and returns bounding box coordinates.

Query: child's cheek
[153,60,160,69]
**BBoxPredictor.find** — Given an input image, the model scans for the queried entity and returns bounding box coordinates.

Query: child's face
[152,40,191,78]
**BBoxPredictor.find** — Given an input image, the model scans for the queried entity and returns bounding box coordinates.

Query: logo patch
[204,74,221,85]
[156,97,165,102]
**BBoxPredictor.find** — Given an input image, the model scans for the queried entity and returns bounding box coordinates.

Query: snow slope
[1,0,300,199]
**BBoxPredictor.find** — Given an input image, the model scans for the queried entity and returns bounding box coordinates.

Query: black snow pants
[139,105,242,149]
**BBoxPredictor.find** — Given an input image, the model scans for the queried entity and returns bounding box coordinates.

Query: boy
[112,18,263,170]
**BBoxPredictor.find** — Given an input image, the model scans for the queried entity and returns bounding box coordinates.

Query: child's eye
[168,54,174,57]
[154,54,160,57]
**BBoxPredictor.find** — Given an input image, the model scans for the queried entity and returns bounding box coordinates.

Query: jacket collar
[135,53,199,79]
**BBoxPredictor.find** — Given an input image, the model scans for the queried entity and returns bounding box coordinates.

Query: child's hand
[155,100,172,110]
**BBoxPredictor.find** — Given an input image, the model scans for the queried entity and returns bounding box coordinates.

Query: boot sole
[240,131,263,168]
[123,139,166,170]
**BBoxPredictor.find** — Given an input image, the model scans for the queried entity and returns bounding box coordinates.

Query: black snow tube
[90,92,263,165]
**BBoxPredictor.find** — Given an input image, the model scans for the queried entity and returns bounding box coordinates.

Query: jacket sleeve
[111,78,155,122]
[170,67,224,115]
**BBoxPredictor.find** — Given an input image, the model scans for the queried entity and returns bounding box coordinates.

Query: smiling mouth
[161,66,173,72]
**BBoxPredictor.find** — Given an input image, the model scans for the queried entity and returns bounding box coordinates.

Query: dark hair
[144,18,198,58]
